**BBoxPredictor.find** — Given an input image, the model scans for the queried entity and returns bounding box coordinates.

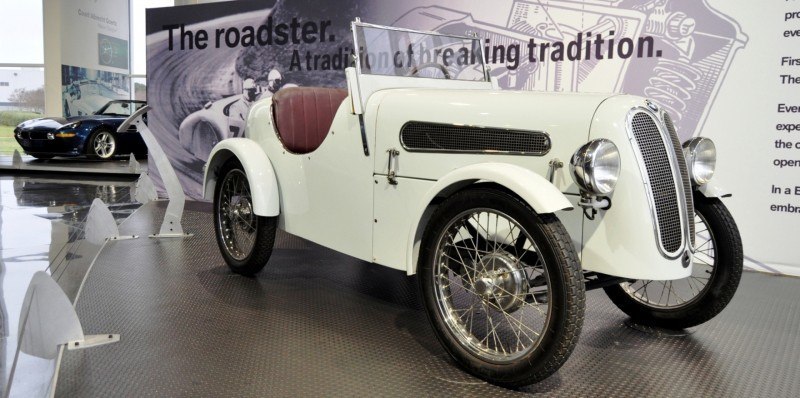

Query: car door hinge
[387,148,400,185]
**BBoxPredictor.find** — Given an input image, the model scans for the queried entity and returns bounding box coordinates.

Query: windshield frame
[350,19,489,82]
[95,100,147,116]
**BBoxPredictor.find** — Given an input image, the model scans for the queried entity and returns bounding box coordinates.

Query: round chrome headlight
[682,137,716,185]
[570,139,621,195]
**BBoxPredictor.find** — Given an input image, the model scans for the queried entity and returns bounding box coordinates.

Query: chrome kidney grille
[662,113,695,247]
[629,111,687,256]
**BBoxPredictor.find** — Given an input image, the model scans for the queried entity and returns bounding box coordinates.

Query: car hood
[370,88,622,188]
[370,88,618,138]
[17,115,125,131]
[16,117,68,131]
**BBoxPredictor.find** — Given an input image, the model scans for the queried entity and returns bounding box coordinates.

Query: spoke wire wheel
[92,131,116,159]
[420,188,584,387]
[603,195,742,329]
[621,211,715,309]
[433,208,551,364]
[217,169,257,261]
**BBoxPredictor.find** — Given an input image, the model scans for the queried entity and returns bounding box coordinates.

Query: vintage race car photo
[178,70,297,161]
[202,20,743,387]
[14,99,149,160]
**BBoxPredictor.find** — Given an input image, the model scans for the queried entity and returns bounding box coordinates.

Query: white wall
[42,0,62,116]
[703,1,800,276]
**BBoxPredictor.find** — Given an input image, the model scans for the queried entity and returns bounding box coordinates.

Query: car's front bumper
[14,130,84,156]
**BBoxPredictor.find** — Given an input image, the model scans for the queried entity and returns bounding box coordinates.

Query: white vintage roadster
[202,20,742,387]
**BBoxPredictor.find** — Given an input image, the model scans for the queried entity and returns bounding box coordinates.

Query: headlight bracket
[578,194,612,220]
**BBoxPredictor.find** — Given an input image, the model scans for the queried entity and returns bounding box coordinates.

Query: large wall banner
[146,0,798,276]
[59,0,130,117]
[61,65,130,117]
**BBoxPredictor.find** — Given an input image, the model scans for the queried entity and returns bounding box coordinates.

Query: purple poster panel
[146,0,745,199]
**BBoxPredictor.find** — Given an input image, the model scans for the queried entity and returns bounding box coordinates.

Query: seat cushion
[272,87,348,154]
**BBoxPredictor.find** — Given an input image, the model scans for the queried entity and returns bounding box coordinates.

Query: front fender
[405,162,573,274]
[203,138,279,216]
[697,181,730,198]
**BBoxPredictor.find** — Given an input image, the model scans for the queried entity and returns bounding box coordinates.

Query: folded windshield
[353,23,487,82]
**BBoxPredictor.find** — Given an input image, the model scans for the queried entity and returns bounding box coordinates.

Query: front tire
[419,188,585,387]
[604,194,743,329]
[213,159,276,276]
[87,130,117,159]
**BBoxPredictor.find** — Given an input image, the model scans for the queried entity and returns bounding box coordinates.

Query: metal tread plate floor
[56,201,800,397]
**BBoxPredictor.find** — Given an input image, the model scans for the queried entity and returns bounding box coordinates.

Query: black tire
[419,187,585,387]
[86,129,117,160]
[604,194,743,329]
[213,158,276,276]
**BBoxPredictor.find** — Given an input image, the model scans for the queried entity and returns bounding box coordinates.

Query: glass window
[131,0,175,75]
[0,2,44,64]
[132,77,147,101]
[0,67,45,155]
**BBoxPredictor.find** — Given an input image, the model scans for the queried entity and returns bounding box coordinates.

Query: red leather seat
[272,87,348,154]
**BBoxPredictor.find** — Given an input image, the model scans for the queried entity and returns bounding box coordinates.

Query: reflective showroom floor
[0,173,798,397]
[0,174,140,396]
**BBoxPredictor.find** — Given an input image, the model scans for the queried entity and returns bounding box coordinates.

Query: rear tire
[419,188,585,387]
[213,159,276,276]
[604,194,743,329]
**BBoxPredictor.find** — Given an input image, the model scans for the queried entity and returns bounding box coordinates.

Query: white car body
[203,66,714,282]
[202,20,741,386]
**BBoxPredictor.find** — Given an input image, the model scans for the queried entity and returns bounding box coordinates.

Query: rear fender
[405,163,573,274]
[203,138,279,216]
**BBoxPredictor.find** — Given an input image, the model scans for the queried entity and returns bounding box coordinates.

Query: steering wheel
[407,63,452,79]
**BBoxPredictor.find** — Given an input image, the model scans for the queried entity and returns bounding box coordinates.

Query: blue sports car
[14,100,148,160]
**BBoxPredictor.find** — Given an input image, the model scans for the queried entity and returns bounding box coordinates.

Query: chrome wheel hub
[231,198,254,232]
[93,132,115,158]
[473,276,496,297]
[433,208,552,363]
[474,253,526,312]
[216,169,256,261]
